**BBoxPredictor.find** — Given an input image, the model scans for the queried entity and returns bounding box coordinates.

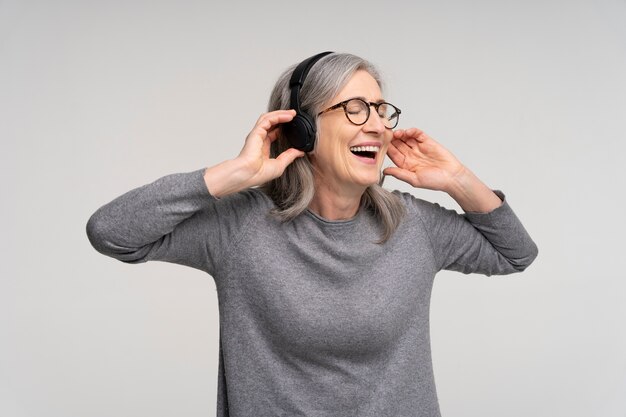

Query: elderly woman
[87,52,538,417]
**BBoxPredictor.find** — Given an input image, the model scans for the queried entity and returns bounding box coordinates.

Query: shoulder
[195,187,275,229]
[209,187,275,216]
[392,190,449,215]
[219,187,273,206]
[391,189,463,232]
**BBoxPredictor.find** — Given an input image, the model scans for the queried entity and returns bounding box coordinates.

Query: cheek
[317,126,351,157]
[314,133,336,159]
[311,133,340,174]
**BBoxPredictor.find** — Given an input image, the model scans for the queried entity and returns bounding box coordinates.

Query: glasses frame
[317,98,401,129]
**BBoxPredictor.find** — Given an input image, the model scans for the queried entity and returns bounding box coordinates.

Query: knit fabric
[86,168,538,417]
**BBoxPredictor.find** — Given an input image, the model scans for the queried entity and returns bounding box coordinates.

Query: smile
[349,145,380,160]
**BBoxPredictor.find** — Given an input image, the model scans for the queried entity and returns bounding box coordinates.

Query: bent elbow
[85,211,149,264]
[86,211,111,255]
[510,241,539,272]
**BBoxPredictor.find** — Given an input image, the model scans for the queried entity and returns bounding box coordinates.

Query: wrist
[446,167,501,213]
[203,158,252,198]
[445,166,474,198]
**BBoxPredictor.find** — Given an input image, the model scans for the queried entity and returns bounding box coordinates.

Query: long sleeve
[85,168,257,276]
[401,190,538,276]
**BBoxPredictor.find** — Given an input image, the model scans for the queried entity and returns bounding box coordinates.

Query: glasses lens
[378,103,399,129]
[344,99,369,125]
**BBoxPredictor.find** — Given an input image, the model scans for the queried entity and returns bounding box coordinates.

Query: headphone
[281,51,334,152]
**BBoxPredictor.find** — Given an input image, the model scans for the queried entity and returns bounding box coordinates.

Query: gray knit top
[86,168,538,417]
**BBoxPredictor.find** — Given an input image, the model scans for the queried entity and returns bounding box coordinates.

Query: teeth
[349,146,380,152]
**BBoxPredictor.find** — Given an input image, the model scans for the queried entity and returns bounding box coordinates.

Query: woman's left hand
[383,128,466,193]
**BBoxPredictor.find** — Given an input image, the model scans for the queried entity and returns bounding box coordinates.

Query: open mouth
[349,145,380,160]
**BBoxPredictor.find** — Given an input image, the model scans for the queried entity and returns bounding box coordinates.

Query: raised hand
[237,109,305,185]
[384,128,502,212]
[383,128,466,193]
[203,110,304,198]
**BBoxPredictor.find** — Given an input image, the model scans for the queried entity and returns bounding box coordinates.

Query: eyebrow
[346,96,386,104]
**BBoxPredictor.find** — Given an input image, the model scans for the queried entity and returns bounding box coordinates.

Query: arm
[385,128,538,275]
[403,190,538,275]
[86,110,304,273]
[86,168,221,272]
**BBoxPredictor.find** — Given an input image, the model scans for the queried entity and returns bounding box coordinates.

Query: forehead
[332,70,383,103]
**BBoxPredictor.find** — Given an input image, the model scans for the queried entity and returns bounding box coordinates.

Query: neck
[308,176,366,221]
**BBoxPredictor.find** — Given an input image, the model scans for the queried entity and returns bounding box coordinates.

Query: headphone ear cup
[282,112,316,152]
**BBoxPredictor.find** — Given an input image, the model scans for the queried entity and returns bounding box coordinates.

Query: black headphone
[281,51,334,152]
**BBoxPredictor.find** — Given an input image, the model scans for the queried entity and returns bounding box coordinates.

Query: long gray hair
[261,53,405,243]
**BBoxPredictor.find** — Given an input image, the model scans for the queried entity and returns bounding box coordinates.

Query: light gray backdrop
[2,0,625,416]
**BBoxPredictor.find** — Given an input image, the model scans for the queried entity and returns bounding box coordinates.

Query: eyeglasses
[317,98,401,129]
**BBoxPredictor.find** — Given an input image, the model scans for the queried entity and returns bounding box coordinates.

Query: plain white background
[2,0,625,416]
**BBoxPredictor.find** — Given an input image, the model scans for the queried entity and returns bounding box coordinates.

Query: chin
[351,172,382,188]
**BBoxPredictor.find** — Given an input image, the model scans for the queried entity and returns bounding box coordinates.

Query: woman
[87,52,538,417]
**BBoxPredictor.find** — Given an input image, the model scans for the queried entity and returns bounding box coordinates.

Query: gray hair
[261,53,405,243]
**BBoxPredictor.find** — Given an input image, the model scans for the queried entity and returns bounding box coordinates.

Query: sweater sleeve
[402,190,538,276]
[85,168,255,276]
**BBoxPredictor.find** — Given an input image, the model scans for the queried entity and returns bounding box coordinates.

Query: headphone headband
[289,51,333,112]
[289,51,333,88]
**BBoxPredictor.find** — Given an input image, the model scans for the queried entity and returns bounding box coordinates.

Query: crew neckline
[304,208,363,226]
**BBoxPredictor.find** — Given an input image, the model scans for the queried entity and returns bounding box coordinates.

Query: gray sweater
[86,168,538,417]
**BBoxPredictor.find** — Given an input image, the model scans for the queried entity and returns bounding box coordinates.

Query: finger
[262,131,272,155]
[405,127,423,137]
[386,143,406,166]
[248,111,296,144]
[266,125,282,142]
[255,110,297,134]
[405,137,421,148]
[392,131,417,145]
[412,129,430,143]
[390,138,412,155]
[274,148,305,171]
[393,129,406,140]
[398,127,427,142]
[382,167,417,187]
[255,109,297,125]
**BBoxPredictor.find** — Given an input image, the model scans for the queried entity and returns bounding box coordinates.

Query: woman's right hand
[236,109,305,186]
[203,110,305,198]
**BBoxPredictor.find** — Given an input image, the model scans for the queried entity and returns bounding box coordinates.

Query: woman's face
[311,70,393,192]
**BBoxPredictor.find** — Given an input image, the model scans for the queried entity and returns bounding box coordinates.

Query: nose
[362,105,386,134]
